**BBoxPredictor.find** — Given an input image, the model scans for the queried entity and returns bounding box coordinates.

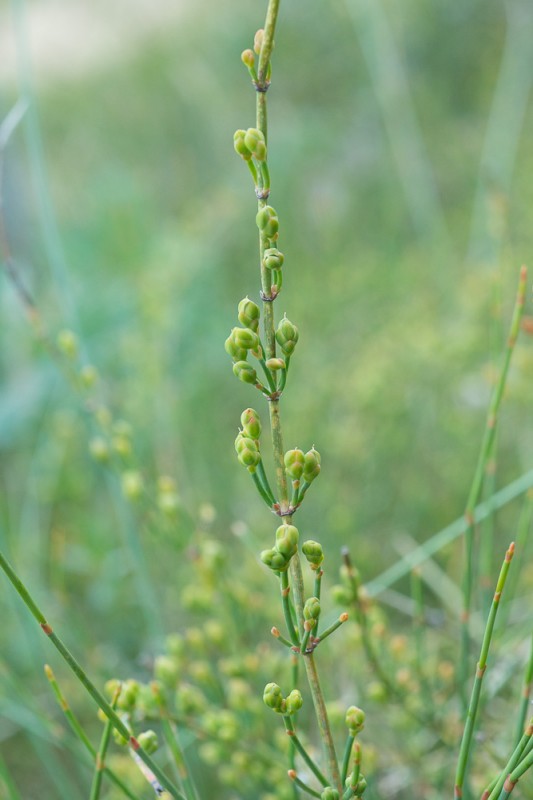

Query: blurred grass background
[1,0,533,797]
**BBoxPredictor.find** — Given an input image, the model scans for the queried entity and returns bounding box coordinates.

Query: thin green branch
[283,716,329,788]
[89,684,120,800]
[0,550,184,800]
[454,542,515,799]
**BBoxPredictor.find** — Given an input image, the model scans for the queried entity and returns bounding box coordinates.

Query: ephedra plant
[1,0,533,799]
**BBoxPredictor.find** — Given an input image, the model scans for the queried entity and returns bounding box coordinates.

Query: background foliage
[1,0,532,797]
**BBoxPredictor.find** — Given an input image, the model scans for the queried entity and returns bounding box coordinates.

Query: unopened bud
[284,448,305,480]
[263,682,284,712]
[154,656,179,688]
[265,357,285,370]
[225,333,247,362]
[345,705,365,735]
[253,29,264,54]
[89,436,109,463]
[79,364,98,389]
[321,790,340,800]
[244,128,267,161]
[233,361,257,384]
[256,205,279,240]
[240,408,261,440]
[57,329,78,359]
[233,129,252,161]
[241,49,255,69]
[261,547,288,571]
[302,540,324,569]
[285,689,303,714]
[275,524,299,559]
[263,248,284,270]
[117,679,139,712]
[231,327,260,351]
[138,730,159,754]
[237,440,261,470]
[275,316,299,355]
[121,470,143,501]
[237,297,260,332]
[303,447,321,482]
[304,596,321,624]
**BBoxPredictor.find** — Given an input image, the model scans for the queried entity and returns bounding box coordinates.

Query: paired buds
[303,596,321,631]
[241,407,262,440]
[261,524,299,572]
[256,205,279,241]
[263,683,302,714]
[321,790,340,800]
[233,128,267,162]
[263,247,284,271]
[238,297,260,332]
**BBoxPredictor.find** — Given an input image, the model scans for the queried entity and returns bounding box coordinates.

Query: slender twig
[89,684,121,800]
[0,550,184,800]
[283,716,329,788]
[341,734,355,786]
[459,266,527,710]
[484,717,533,800]
[44,666,142,800]
[454,542,515,799]
[288,769,322,798]
[152,683,199,800]
[514,632,533,747]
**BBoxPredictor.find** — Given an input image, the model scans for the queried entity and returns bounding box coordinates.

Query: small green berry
[121,470,143,501]
[233,361,257,384]
[154,656,179,688]
[237,297,260,332]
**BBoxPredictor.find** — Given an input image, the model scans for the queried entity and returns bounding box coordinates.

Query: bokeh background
[1,0,533,797]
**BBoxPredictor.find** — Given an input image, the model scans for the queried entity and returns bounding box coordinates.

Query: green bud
[137,730,158,755]
[285,689,303,714]
[154,655,179,688]
[275,316,299,356]
[303,447,321,482]
[263,682,284,712]
[261,548,288,571]
[137,682,160,719]
[304,596,321,624]
[345,705,366,735]
[254,29,264,54]
[238,442,261,470]
[256,205,279,240]
[231,326,259,351]
[321,790,340,800]
[57,329,78,359]
[225,333,247,362]
[284,448,305,480]
[121,470,143,501]
[233,129,252,161]
[263,248,284,270]
[117,679,139,712]
[275,524,299,559]
[79,364,98,389]
[233,361,257,384]
[237,297,260,332]
[302,540,324,569]
[240,408,261,439]
[244,128,267,161]
[241,49,255,68]
[331,584,352,605]
[175,683,207,715]
[355,777,367,795]
[265,357,285,370]
[89,436,109,463]
[112,727,128,746]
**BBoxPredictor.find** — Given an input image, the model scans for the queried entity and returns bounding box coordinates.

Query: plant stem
[485,718,533,800]
[454,542,515,799]
[44,666,142,800]
[280,571,300,647]
[283,716,329,788]
[89,685,120,800]
[0,550,184,800]
[514,632,533,747]
[341,735,355,786]
[152,684,198,800]
[459,266,527,710]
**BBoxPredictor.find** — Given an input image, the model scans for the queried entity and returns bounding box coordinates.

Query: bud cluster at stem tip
[261,524,299,572]
[263,683,302,715]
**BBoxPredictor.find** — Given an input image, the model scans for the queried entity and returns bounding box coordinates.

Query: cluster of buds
[276,315,298,356]
[225,298,266,390]
[302,540,324,570]
[303,596,321,632]
[345,705,366,736]
[285,446,321,509]
[261,524,299,572]
[235,430,261,471]
[263,683,302,715]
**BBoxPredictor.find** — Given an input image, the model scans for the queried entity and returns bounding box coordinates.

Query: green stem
[152,685,198,800]
[288,772,322,798]
[317,614,348,644]
[341,735,355,786]
[280,570,300,647]
[283,716,329,788]
[460,266,527,710]
[0,550,184,800]
[256,459,277,504]
[485,718,533,800]
[89,685,120,800]
[44,666,142,800]
[454,542,515,799]
[514,633,533,747]
[251,470,275,508]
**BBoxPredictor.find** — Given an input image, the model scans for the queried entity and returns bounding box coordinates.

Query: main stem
[256,1,341,791]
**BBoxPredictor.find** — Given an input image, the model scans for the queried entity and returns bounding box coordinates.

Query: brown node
[40,622,53,636]
[129,736,140,750]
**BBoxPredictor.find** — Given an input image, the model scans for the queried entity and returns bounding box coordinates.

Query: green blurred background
[1,0,532,797]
